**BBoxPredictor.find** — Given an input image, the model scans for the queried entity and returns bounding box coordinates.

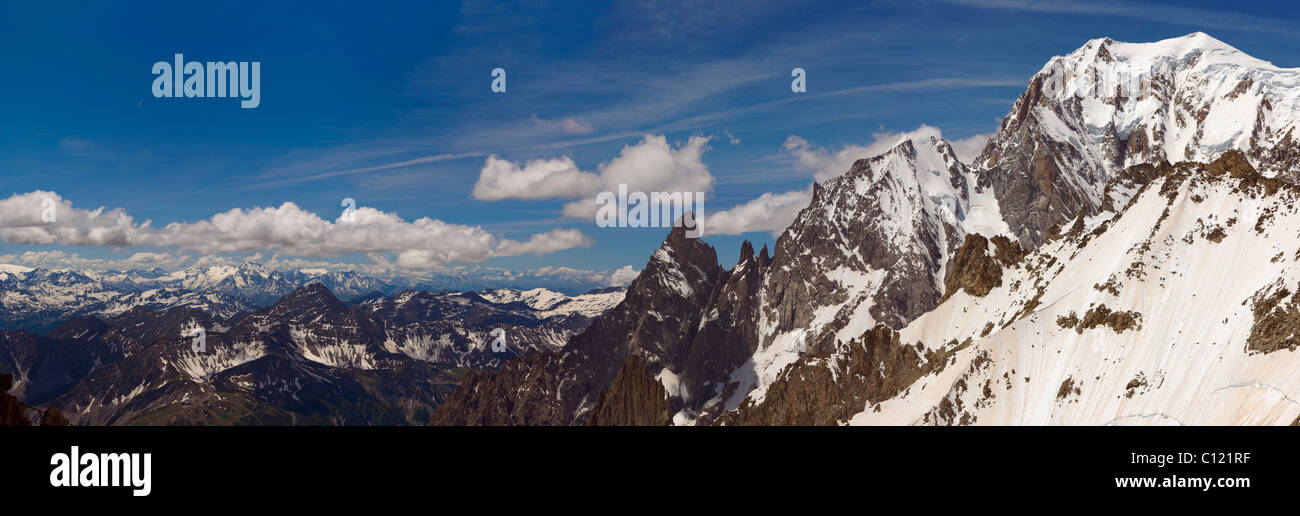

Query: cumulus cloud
[0,191,148,247]
[473,156,601,201]
[949,131,995,165]
[0,249,225,272]
[606,265,640,286]
[124,251,174,264]
[782,125,949,181]
[562,135,715,219]
[705,188,811,236]
[472,134,716,219]
[782,135,870,182]
[0,191,591,269]
[0,250,118,271]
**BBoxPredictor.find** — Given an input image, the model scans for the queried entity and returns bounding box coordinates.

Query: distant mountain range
[0,261,625,334]
[0,262,387,333]
[0,278,623,425]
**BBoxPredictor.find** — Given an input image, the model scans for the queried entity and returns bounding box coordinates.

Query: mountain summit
[978,31,1300,246]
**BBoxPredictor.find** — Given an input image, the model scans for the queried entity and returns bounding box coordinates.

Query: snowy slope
[851,153,1300,425]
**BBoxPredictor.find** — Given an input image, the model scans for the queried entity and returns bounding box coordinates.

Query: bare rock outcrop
[586,355,670,426]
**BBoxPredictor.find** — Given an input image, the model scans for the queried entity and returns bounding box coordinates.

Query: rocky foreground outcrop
[0,374,66,426]
[586,355,671,426]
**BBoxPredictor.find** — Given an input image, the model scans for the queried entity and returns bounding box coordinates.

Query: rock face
[1247,283,1300,354]
[0,374,26,426]
[0,373,65,426]
[718,325,965,425]
[586,355,670,426]
[942,234,1025,300]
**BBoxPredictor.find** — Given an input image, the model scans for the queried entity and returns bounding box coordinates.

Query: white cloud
[705,188,811,236]
[607,265,640,286]
[949,132,994,165]
[0,191,591,269]
[563,135,715,218]
[0,191,148,247]
[783,125,952,181]
[473,156,601,201]
[0,250,116,271]
[472,134,716,219]
[530,114,594,135]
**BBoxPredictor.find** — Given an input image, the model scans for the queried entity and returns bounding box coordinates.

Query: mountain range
[0,280,623,425]
[0,262,396,333]
[5,32,1300,426]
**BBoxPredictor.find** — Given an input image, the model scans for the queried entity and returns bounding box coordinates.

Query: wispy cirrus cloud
[246,151,487,189]
[936,0,1300,37]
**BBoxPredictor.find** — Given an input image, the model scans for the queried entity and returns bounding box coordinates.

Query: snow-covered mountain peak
[1015,31,1300,167]
[478,287,569,310]
[1060,32,1262,72]
[475,286,625,318]
[976,32,1300,249]
[0,263,33,280]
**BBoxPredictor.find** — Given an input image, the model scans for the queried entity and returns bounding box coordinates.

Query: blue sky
[3,0,1300,289]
